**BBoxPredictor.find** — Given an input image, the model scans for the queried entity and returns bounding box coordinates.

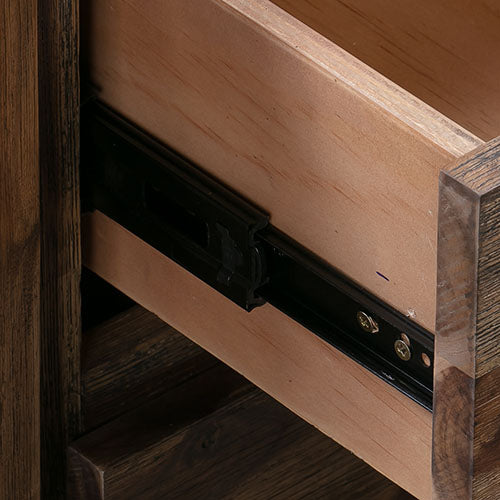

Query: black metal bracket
[82,102,434,411]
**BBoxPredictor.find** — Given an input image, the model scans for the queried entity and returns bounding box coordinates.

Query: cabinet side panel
[0,0,41,497]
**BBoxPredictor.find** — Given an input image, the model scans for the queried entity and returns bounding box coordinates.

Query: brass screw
[394,339,411,361]
[356,311,379,334]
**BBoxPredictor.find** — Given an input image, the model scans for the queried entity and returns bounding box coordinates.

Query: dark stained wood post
[0,0,41,497]
[38,0,82,498]
[433,137,500,499]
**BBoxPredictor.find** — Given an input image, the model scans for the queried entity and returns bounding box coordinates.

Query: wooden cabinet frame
[433,140,500,499]
[1,1,80,498]
[1,1,40,498]
[2,0,500,498]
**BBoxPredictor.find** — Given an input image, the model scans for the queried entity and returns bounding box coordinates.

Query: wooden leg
[38,1,81,498]
[0,0,40,497]
[433,137,500,498]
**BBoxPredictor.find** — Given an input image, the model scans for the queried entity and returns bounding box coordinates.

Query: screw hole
[421,353,432,368]
[400,333,411,346]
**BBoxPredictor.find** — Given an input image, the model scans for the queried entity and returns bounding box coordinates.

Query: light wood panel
[0,0,40,497]
[38,0,81,498]
[272,0,500,141]
[82,0,482,332]
[82,211,432,499]
[433,138,500,499]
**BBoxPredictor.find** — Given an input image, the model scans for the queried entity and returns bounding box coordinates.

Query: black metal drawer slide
[82,102,434,410]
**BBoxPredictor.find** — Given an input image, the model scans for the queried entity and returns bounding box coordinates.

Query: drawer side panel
[83,0,481,332]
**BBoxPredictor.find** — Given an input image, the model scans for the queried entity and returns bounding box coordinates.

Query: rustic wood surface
[271,0,500,141]
[71,365,413,499]
[82,0,482,333]
[433,137,500,499]
[82,305,219,430]
[38,1,81,498]
[82,211,432,499]
[0,0,40,497]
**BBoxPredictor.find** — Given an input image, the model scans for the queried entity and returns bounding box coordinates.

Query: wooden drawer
[81,1,500,499]
[82,0,495,333]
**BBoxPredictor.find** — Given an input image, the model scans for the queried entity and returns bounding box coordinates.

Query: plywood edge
[223,0,482,157]
[82,211,432,499]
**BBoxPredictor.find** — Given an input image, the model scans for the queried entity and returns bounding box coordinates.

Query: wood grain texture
[38,1,81,499]
[82,211,432,499]
[433,138,500,499]
[82,0,482,333]
[271,0,500,141]
[82,305,219,430]
[0,0,40,497]
[71,366,413,500]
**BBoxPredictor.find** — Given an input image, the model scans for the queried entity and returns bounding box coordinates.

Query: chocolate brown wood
[433,137,500,499]
[38,1,81,498]
[82,305,218,430]
[0,0,40,497]
[71,365,413,499]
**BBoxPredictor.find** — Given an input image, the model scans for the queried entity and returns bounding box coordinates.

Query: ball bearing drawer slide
[82,102,434,410]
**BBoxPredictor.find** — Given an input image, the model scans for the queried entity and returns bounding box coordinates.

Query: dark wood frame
[38,1,81,499]
[1,1,80,498]
[433,138,500,499]
[1,1,41,497]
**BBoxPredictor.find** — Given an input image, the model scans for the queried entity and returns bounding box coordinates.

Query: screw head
[394,339,411,361]
[356,311,379,334]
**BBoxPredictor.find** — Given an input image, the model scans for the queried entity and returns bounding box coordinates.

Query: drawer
[81,1,500,499]
[82,0,493,334]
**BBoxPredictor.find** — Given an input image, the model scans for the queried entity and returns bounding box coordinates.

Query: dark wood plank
[38,0,81,498]
[82,305,219,430]
[0,0,40,497]
[433,137,500,499]
[70,365,413,499]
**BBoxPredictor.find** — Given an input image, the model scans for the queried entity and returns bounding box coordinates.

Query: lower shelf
[82,211,432,499]
[82,305,218,431]
[73,302,413,499]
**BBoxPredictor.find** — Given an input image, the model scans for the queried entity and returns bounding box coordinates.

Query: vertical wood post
[38,1,81,498]
[0,0,41,497]
[433,138,500,499]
